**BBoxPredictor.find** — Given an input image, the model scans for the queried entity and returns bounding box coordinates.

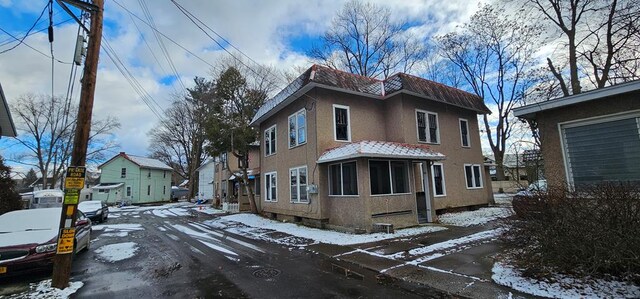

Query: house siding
[97,156,171,204]
[534,92,640,187]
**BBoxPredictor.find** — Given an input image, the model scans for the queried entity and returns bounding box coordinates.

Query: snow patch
[2,279,83,299]
[94,242,139,262]
[206,214,447,245]
[92,223,143,238]
[492,262,640,298]
[438,207,512,227]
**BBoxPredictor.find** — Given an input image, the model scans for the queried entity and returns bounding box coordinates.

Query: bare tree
[525,0,640,95]
[149,77,212,198]
[438,4,543,182]
[308,0,426,79]
[9,94,120,188]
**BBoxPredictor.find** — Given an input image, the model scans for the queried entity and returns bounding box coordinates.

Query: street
[1,204,450,298]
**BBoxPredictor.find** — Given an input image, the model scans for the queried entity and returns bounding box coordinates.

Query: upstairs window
[460,119,470,147]
[148,171,151,178]
[333,105,351,141]
[416,110,439,144]
[464,164,483,189]
[264,125,277,156]
[221,153,228,169]
[121,168,126,178]
[290,166,308,203]
[288,109,306,148]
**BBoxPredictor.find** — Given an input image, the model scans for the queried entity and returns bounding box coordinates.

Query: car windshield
[78,201,103,211]
[0,208,60,233]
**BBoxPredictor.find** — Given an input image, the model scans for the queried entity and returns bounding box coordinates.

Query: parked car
[30,189,64,209]
[171,186,189,201]
[78,200,109,223]
[0,208,91,278]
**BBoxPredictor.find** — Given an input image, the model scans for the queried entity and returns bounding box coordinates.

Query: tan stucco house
[213,145,261,211]
[249,65,493,232]
[513,80,640,188]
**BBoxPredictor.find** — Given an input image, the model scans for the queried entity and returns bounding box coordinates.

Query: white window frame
[328,161,359,196]
[126,186,131,197]
[289,165,308,203]
[333,104,351,142]
[416,109,440,144]
[459,118,470,148]
[121,168,126,178]
[264,124,277,156]
[431,163,446,197]
[288,109,307,148]
[264,172,277,202]
[368,160,412,196]
[464,164,483,189]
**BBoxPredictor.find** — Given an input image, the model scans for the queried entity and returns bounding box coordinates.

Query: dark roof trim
[0,83,17,137]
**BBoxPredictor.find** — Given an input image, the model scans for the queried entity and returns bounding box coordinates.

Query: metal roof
[250,65,491,126]
[317,140,446,164]
[513,80,640,119]
[100,152,173,171]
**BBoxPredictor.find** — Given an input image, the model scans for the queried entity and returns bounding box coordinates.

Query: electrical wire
[0,3,49,54]
[0,18,73,47]
[0,27,72,64]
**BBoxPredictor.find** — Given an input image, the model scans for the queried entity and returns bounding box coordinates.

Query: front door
[413,161,433,223]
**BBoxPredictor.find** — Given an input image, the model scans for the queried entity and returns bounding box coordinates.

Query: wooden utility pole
[52,0,103,289]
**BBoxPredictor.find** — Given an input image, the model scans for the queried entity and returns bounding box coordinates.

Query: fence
[222,202,239,213]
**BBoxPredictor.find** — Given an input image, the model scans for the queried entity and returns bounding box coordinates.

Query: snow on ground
[3,279,83,299]
[94,242,139,263]
[191,205,226,215]
[492,262,640,299]
[91,223,144,237]
[205,214,447,246]
[438,207,512,227]
[493,193,513,205]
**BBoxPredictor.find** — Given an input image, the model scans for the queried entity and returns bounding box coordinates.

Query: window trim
[332,104,351,142]
[558,110,640,186]
[431,162,446,197]
[264,171,277,202]
[415,109,440,144]
[328,160,359,197]
[289,165,309,203]
[368,159,412,196]
[464,164,483,189]
[459,118,470,148]
[264,124,277,157]
[288,109,307,149]
[121,168,126,178]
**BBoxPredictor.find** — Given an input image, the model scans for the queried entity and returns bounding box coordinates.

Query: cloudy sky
[0,0,497,174]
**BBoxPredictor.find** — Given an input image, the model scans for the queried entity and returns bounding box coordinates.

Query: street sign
[64,189,79,205]
[65,166,86,190]
[56,228,76,254]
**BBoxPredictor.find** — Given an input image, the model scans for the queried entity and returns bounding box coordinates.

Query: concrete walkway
[306,220,537,298]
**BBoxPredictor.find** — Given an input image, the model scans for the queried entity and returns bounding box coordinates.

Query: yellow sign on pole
[56,228,76,254]
[64,189,79,205]
[65,166,86,190]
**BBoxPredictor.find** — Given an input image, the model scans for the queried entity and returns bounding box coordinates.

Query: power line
[0,3,49,54]
[0,18,73,47]
[0,27,72,64]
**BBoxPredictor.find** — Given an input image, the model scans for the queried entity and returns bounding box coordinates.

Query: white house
[196,159,215,202]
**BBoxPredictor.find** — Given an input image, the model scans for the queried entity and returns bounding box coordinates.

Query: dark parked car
[78,200,109,223]
[0,208,91,278]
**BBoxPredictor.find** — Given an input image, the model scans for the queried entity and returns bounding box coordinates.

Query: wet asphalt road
[64,205,448,299]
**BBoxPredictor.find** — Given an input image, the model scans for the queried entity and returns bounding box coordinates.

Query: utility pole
[52,0,103,289]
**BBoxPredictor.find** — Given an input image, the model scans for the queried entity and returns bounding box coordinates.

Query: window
[221,180,228,198]
[460,119,470,147]
[369,160,410,195]
[333,105,351,141]
[264,125,277,156]
[121,168,126,178]
[329,161,358,196]
[126,186,131,197]
[255,176,260,195]
[431,163,446,196]
[238,155,248,168]
[163,186,166,195]
[163,171,166,178]
[147,185,151,195]
[221,153,228,169]
[290,166,308,203]
[148,171,151,178]
[464,164,483,189]
[288,109,306,148]
[562,114,640,186]
[416,110,439,143]
[264,172,277,202]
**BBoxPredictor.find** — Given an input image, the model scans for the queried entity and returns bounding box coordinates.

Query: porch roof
[317,140,446,164]
[91,183,124,190]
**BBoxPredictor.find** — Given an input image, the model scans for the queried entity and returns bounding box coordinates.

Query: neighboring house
[92,152,172,204]
[513,80,640,188]
[196,159,215,202]
[213,145,261,211]
[0,82,17,138]
[29,177,62,191]
[486,154,529,193]
[249,64,493,232]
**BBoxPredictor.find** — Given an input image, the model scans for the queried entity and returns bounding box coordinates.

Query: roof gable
[250,65,491,125]
[99,152,173,171]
